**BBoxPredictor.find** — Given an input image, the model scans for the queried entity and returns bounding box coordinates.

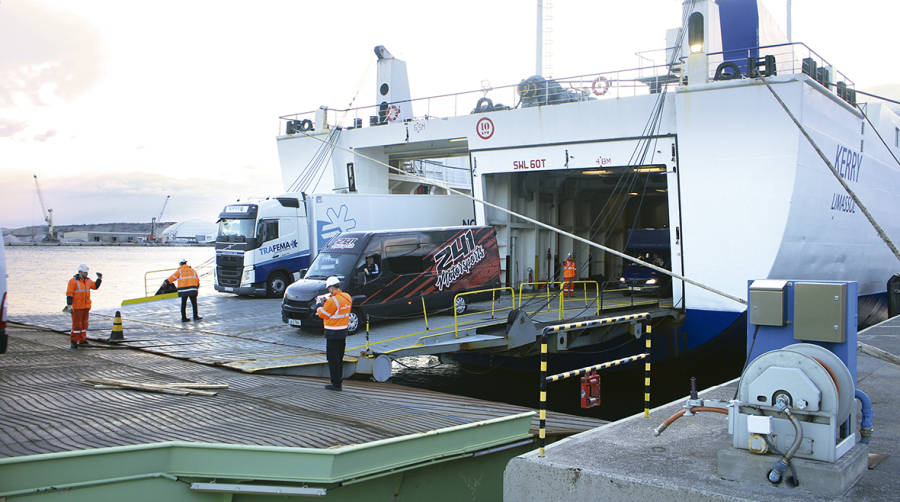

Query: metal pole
[538,332,548,457]
[421,297,429,330]
[644,324,652,418]
[536,0,543,76]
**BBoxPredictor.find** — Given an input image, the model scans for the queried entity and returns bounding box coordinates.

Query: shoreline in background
[6,242,214,247]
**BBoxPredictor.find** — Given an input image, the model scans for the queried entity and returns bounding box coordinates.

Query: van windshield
[305,251,356,280]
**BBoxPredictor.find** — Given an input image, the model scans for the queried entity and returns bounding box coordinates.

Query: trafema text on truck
[214,193,475,297]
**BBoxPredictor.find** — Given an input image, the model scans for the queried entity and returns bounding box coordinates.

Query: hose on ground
[855,388,874,444]
[653,406,728,436]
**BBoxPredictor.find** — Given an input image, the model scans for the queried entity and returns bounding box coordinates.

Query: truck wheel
[347,310,360,334]
[455,296,468,315]
[267,272,289,298]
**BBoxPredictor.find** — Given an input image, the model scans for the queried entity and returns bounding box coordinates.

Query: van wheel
[347,310,360,334]
[455,296,468,315]
[267,272,289,298]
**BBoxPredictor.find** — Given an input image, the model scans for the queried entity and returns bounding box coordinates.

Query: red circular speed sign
[476,117,494,140]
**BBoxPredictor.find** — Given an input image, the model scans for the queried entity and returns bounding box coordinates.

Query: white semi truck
[214,193,475,297]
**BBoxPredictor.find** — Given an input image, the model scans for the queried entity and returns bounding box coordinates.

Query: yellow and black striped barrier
[544,352,649,383]
[644,324,652,417]
[538,332,548,457]
[541,312,649,335]
[537,316,654,457]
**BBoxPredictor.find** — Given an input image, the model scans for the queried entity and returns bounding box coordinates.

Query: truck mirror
[298,268,308,279]
[246,237,259,250]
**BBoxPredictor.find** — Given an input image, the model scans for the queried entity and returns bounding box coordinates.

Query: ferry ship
[274,0,900,362]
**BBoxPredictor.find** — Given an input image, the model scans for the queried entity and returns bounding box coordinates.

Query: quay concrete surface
[504,315,900,501]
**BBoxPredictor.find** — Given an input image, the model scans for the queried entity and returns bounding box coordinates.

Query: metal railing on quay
[143,258,215,297]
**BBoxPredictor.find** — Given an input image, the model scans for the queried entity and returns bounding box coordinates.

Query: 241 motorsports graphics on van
[282,226,500,333]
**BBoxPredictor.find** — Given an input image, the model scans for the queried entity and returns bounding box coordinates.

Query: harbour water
[5,246,742,421]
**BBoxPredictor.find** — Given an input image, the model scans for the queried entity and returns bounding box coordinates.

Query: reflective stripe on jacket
[66,276,99,309]
[168,265,200,290]
[563,260,576,279]
[316,291,353,330]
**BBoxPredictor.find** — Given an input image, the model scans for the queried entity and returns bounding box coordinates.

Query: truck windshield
[217,218,255,241]
[305,251,356,280]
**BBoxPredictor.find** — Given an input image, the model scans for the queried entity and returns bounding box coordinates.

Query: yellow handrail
[453,287,516,338]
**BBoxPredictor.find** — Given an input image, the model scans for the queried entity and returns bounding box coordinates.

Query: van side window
[384,235,423,274]
[256,219,279,242]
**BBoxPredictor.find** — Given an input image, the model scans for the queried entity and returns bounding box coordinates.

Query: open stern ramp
[16,288,676,379]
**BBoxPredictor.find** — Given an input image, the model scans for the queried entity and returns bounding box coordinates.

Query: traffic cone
[109,311,125,342]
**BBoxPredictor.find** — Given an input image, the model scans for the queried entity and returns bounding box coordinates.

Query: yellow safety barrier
[453,287,516,338]
[518,280,601,319]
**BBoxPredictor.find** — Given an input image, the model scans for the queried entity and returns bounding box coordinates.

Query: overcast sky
[1,0,897,228]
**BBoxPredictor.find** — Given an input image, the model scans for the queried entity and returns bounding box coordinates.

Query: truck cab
[618,228,671,296]
[214,196,310,297]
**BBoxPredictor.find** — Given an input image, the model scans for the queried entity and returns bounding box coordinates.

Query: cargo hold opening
[473,138,681,307]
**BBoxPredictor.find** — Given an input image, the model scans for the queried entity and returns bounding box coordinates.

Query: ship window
[895,127,899,147]
[688,12,704,53]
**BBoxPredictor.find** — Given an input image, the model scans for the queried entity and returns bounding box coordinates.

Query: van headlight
[619,277,626,283]
[646,278,657,285]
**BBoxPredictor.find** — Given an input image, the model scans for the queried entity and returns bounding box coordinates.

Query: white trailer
[214,193,475,297]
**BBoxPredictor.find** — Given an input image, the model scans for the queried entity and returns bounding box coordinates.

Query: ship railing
[142,257,216,297]
[277,61,680,135]
[699,41,855,90]
[278,42,854,138]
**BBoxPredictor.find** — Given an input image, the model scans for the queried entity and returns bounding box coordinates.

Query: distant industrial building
[62,230,147,243]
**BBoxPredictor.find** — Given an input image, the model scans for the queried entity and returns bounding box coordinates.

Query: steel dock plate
[0,325,606,457]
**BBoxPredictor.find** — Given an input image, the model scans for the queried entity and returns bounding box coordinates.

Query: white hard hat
[77,264,89,273]
[325,276,341,288]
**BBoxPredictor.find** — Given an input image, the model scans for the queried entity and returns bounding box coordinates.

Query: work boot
[181,317,190,322]
[324,384,342,391]
[70,341,78,349]
[79,340,89,346]
[193,316,203,321]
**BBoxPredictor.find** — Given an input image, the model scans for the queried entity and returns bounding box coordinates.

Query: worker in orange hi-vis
[167,259,202,322]
[64,264,102,349]
[563,254,576,297]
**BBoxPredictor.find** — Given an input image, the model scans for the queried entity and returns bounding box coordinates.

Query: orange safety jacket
[563,260,576,280]
[168,265,200,292]
[66,275,100,310]
[316,291,353,330]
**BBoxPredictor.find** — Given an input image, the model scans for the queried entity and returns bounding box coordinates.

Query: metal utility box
[794,282,847,343]
[748,280,787,326]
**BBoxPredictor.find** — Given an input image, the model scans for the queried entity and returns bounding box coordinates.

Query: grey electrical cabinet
[749,280,787,326]
[794,282,847,343]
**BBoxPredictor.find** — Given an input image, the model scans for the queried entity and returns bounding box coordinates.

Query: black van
[281,226,500,332]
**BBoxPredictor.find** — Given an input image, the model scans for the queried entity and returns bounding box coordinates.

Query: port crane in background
[32,174,58,242]
[148,195,170,242]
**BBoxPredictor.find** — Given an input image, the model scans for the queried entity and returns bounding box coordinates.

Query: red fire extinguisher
[580,371,601,408]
